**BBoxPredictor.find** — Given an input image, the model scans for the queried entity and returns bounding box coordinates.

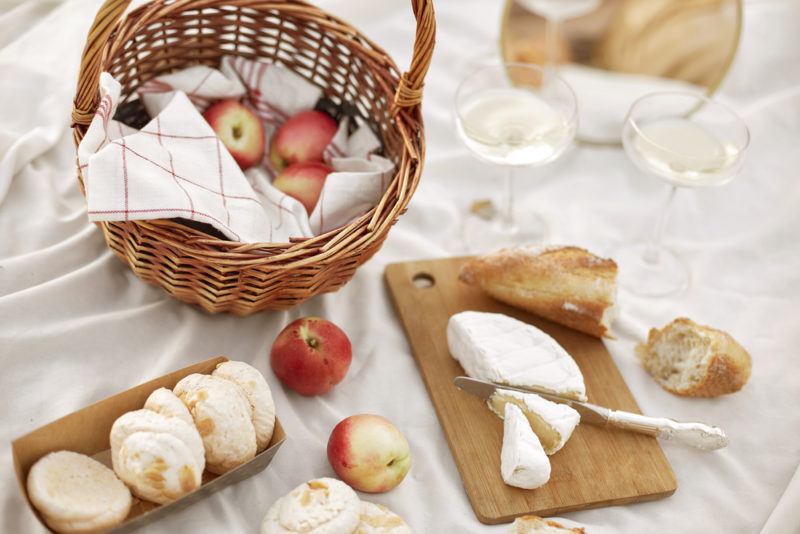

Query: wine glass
[455,61,577,252]
[617,91,750,297]
[517,0,601,70]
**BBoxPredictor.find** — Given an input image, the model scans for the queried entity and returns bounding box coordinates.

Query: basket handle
[392,0,436,114]
[72,0,132,127]
[72,0,436,126]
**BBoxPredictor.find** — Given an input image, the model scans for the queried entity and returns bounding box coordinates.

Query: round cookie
[27,451,131,534]
[356,502,411,534]
[212,361,276,451]
[144,387,194,427]
[174,373,256,474]
[116,431,202,504]
[261,478,360,534]
[110,409,205,474]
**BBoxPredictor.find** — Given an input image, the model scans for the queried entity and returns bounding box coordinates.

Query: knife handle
[607,410,728,450]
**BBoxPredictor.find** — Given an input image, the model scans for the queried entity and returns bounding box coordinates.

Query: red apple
[270,317,351,396]
[272,161,332,214]
[203,99,265,170]
[327,414,411,493]
[269,110,338,171]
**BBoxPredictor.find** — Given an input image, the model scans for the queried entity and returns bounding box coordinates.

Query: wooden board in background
[385,257,676,525]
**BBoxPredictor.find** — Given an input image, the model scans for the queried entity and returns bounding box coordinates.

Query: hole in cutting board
[411,272,435,289]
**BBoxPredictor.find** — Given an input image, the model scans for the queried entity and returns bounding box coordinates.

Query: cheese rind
[447,311,587,401]
[489,389,580,455]
[501,403,551,489]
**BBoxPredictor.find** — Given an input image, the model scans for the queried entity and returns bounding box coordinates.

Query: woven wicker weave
[71,0,435,314]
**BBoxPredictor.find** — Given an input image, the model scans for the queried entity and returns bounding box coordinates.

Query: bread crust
[637,317,752,397]
[459,246,617,339]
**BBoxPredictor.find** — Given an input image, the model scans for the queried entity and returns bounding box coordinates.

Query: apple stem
[307,338,319,349]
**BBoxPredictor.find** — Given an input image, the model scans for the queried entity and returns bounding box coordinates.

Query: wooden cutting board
[385,257,676,524]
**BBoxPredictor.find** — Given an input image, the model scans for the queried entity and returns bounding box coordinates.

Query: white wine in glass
[458,87,574,166]
[618,92,750,297]
[455,62,577,252]
[626,117,744,188]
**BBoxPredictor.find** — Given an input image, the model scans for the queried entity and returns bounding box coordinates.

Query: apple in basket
[270,317,352,396]
[269,110,338,171]
[203,99,265,170]
[327,414,412,493]
[272,161,333,215]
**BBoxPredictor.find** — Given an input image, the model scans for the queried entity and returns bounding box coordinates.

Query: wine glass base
[463,211,550,254]
[615,243,689,297]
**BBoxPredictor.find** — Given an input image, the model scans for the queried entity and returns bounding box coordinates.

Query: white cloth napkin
[78,57,394,243]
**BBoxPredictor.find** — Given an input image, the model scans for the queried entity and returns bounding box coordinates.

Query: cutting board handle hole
[411,272,435,289]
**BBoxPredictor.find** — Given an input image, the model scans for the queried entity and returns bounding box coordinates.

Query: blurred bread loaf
[459,245,617,338]
[597,0,737,87]
[636,317,751,397]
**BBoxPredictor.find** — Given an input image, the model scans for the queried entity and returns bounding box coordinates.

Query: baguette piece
[510,515,585,533]
[459,245,617,338]
[636,318,752,397]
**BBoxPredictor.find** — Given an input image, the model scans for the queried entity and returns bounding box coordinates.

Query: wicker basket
[71,0,435,314]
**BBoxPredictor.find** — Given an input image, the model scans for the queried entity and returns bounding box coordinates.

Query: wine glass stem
[644,185,678,264]
[502,166,517,233]
[545,16,561,73]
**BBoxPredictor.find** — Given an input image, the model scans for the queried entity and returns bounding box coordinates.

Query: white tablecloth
[2,1,799,533]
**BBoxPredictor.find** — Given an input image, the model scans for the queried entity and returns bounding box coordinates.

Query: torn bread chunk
[501,403,551,489]
[447,311,586,401]
[636,317,751,397]
[489,389,580,455]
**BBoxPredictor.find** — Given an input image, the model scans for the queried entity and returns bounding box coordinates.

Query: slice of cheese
[501,403,551,489]
[489,389,580,455]
[447,311,587,401]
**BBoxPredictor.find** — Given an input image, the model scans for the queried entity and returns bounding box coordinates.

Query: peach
[203,99,265,170]
[269,110,338,171]
[327,414,411,493]
[270,317,351,396]
[272,162,332,215]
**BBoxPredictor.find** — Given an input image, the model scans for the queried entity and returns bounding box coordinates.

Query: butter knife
[453,376,728,451]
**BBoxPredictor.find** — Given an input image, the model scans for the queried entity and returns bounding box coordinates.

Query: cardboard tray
[12,356,286,533]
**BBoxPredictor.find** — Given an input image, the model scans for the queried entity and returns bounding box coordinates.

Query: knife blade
[453,376,728,451]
